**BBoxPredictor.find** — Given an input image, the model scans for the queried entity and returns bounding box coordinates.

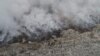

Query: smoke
[0,0,100,43]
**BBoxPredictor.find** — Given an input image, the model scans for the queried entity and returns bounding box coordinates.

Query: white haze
[0,0,100,43]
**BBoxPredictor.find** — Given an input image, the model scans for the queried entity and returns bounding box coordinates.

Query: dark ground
[0,25,100,56]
